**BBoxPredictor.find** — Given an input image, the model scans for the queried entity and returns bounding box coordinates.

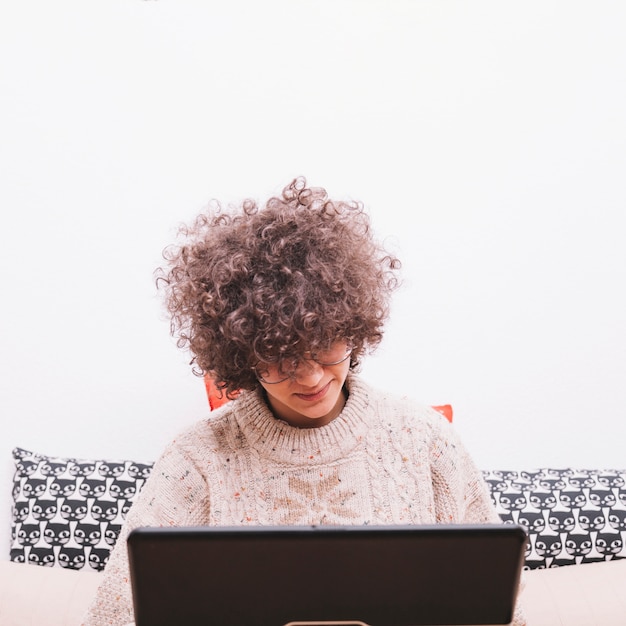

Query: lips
[293,381,331,402]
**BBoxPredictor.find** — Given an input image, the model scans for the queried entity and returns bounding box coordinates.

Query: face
[257,342,351,428]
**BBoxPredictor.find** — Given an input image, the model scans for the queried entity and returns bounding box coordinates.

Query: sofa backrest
[9,444,626,572]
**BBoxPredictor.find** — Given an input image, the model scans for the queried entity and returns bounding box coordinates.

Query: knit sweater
[82,374,524,625]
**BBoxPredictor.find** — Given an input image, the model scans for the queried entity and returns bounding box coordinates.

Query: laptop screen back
[128,523,526,626]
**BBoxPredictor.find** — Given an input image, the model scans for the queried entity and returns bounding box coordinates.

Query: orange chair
[204,375,452,422]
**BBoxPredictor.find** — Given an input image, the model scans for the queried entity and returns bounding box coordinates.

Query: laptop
[127,523,527,626]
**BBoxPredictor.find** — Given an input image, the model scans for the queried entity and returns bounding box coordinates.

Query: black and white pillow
[10,447,153,571]
[484,467,626,569]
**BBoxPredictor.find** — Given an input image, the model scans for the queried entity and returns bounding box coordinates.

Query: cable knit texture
[82,374,525,625]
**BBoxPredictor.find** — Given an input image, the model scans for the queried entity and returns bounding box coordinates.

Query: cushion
[10,447,153,571]
[484,468,626,569]
[0,559,101,626]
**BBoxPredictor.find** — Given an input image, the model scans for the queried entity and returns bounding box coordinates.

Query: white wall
[2,0,625,550]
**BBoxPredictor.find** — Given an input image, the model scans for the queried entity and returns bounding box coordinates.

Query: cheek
[335,358,351,382]
[259,382,290,409]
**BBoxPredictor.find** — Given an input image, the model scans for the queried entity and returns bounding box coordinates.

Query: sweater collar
[232,373,373,465]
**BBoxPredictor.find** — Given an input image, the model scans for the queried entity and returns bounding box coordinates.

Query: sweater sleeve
[81,439,211,626]
[428,415,500,525]
[428,415,527,625]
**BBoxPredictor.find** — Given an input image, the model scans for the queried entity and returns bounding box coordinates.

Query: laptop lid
[127,523,527,626]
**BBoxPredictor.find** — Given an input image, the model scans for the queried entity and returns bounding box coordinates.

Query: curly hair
[156,177,401,397]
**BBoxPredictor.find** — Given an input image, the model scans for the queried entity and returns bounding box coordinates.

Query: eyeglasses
[254,342,352,384]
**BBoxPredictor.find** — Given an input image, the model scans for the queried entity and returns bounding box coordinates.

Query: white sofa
[5,445,626,625]
[0,558,100,626]
[1,553,626,625]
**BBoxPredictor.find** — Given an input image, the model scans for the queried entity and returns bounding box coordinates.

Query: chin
[302,407,334,421]
[298,395,344,424]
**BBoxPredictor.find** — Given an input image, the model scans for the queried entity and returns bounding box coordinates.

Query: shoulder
[349,374,453,446]
[352,375,448,428]
[155,404,243,471]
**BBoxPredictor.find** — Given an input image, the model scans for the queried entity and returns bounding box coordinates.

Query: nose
[293,359,325,385]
